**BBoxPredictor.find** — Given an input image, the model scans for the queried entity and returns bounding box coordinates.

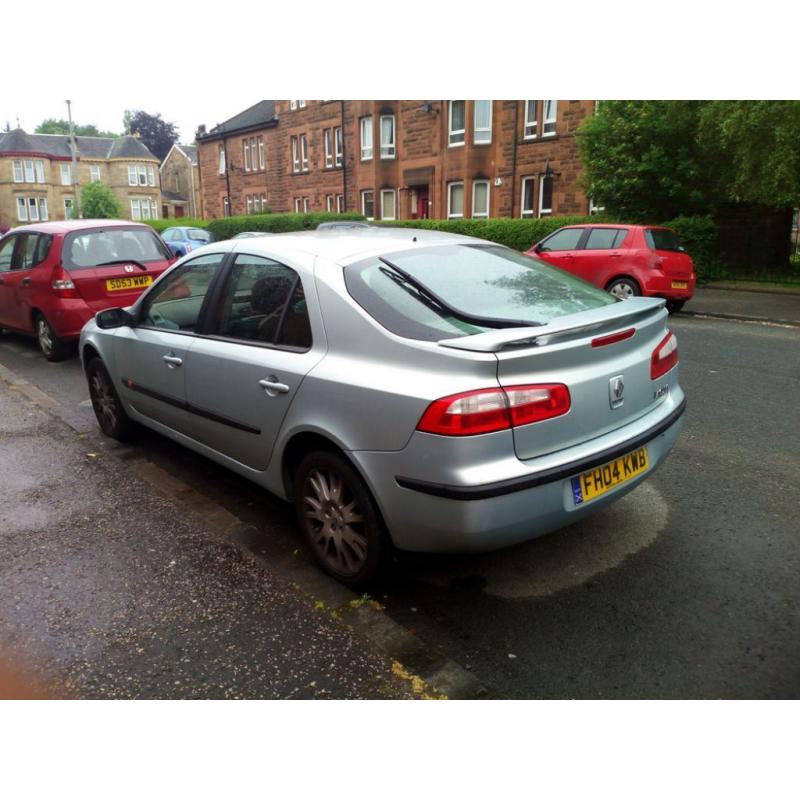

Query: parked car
[526,224,696,312]
[161,226,214,256]
[231,231,274,239]
[80,229,685,586]
[0,219,175,361]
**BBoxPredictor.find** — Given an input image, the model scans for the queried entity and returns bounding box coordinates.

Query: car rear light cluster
[417,384,571,436]
[651,331,678,379]
[50,265,78,298]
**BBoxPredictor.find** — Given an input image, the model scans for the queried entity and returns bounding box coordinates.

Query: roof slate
[200,101,278,138]
[0,129,158,161]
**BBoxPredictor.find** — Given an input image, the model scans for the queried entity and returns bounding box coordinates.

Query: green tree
[123,110,179,161]
[35,118,119,137]
[80,182,123,219]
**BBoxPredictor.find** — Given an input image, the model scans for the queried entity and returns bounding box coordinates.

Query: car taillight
[651,331,678,379]
[51,264,78,298]
[417,384,571,436]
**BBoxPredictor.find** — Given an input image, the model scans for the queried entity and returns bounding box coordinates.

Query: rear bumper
[643,272,697,300]
[351,391,685,554]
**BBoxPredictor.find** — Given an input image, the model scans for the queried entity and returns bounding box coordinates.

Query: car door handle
[162,354,183,368]
[608,253,621,258]
[259,378,290,395]
[22,277,31,285]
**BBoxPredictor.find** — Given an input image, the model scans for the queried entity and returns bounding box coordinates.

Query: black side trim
[122,378,261,435]
[395,398,687,501]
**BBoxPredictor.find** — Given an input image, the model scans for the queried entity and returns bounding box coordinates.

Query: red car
[527,224,696,312]
[0,219,174,360]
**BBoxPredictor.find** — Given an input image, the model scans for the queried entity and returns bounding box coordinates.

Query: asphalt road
[0,311,798,698]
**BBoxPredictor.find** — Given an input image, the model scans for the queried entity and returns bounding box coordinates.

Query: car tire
[666,300,686,314]
[294,451,390,587]
[86,357,137,441]
[605,277,641,300]
[35,313,69,362]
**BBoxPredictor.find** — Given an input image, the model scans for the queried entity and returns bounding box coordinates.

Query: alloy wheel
[608,280,638,300]
[89,367,119,433]
[37,318,54,356]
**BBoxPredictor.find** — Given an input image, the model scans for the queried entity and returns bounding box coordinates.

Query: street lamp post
[66,100,81,219]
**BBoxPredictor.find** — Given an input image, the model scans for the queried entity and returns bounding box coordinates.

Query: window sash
[303,197,310,212]
[447,182,464,218]
[34,161,45,183]
[12,161,23,182]
[290,100,298,110]
[24,161,35,182]
[246,195,253,214]
[291,137,299,172]
[294,198,302,213]
[543,100,558,136]
[380,115,395,158]
[361,190,374,220]
[449,101,465,146]
[336,194,344,213]
[258,139,265,170]
[90,165,101,182]
[39,197,48,221]
[243,139,251,171]
[539,175,553,216]
[129,165,138,185]
[473,101,492,144]
[300,135,308,171]
[360,117,373,160]
[335,127,343,166]
[28,197,39,221]
[524,101,538,138]
[64,197,74,219]
[381,189,396,220]
[219,146,226,175]
[324,129,333,168]
[17,197,27,221]
[472,180,489,218]
[326,194,334,212]
[521,176,535,218]
[148,165,155,186]
[61,164,71,185]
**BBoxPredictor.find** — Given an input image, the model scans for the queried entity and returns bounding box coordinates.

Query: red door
[416,187,429,219]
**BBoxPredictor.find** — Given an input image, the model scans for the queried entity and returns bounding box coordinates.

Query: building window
[90,165,101,182]
[381,189,396,220]
[130,198,156,220]
[589,198,604,215]
[324,128,333,168]
[300,134,308,172]
[449,101,466,146]
[299,100,306,108]
[17,160,44,183]
[539,174,553,216]
[246,195,253,214]
[27,197,39,221]
[472,180,489,218]
[326,194,334,212]
[223,197,230,216]
[19,197,48,221]
[290,100,298,110]
[447,181,464,218]
[361,189,374,220]
[12,160,23,182]
[60,164,72,185]
[35,161,45,183]
[147,165,156,186]
[334,126,343,167]
[128,165,137,186]
[16,197,27,221]
[474,101,492,144]
[380,115,395,159]
[291,136,299,173]
[520,176,535,218]
[258,138,265,170]
[524,101,538,139]
[360,117,373,160]
[243,139,251,171]
[219,145,226,175]
[336,194,344,213]
[294,198,302,213]
[303,197,310,213]
[543,100,558,136]
[64,197,74,220]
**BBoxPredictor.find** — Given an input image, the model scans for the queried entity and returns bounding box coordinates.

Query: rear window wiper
[95,259,148,271]
[378,257,541,329]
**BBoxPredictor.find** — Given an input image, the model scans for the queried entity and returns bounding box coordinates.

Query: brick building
[0,128,162,226]
[195,100,596,221]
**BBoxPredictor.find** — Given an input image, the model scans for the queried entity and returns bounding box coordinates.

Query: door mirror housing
[95,307,134,329]
[534,243,546,253]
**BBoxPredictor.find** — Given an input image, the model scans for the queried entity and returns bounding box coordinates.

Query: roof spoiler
[438,297,666,353]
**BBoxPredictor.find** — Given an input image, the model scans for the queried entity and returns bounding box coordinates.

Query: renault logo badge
[609,375,625,409]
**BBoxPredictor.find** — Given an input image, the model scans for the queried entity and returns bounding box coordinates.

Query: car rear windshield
[345,244,616,341]
[63,227,172,269]
[645,228,683,252]
[188,229,212,241]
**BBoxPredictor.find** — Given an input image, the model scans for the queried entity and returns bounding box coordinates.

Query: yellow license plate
[671,281,688,289]
[106,275,153,292]
[571,447,649,505]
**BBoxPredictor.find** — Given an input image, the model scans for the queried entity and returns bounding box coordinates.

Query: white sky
[4,1,797,144]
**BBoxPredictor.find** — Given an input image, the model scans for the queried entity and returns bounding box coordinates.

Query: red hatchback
[0,219,174,360]
[526,224,696,312]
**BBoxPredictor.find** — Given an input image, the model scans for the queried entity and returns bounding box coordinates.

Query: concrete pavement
[682,285,800,326]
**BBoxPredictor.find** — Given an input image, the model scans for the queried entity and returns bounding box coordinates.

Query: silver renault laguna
[80,228,685,586]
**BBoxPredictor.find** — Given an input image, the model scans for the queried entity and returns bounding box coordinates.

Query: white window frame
[219,145,226,175]
[12,160,24,182]
[539,175,553,217]
[380,115,396,159]
[520,176,536,218]
[326,194,334,212]
[291,136,299,173]
[299,100,307,108]
[524,101,538,139]
[324,128,333,168]
[27,197,39,221]
[128,165,138,186]
[90,164,101,182]
[336,194,344,213]
[447,181,465,219]
[223,197,230,217]
[246,195,253,214]
[64,197,74,220]
[473,101,492,144]
[34,161,45,183]
[543,100,558,137]
[23,160,35,182]
[300,134,308,172]
[243,139,251,171]
[138,165,148,186]
[290,100,298,110]
[39,198,48,221]
[380,188,396,221]
[448,101,466,147]
[147,165,156,186]
[130,198,141,220]
[60,164,71,186]
[334,126,343,167]
[17,197,27,221]
[258,139,265,170]
[294,198,302,213]
[361,189,375,221]
[472,180,490,218]
[261,193,268,210]
[360,117,373,160]
[303,197,310,213]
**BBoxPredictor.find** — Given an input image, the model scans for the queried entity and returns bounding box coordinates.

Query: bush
[146,218,208,234]
[660,214,721,281]
[80,181,123,219]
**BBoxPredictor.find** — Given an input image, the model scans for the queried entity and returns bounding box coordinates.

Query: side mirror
[534,243,545,253]
[96,307,134,329]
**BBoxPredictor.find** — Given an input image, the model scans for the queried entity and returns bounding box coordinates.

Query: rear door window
[645,228,683,252]
[211,254,311,349]
[540,228,585,251]
[584,228,628,249]
[0,235,17,272]
[345,244,615,341]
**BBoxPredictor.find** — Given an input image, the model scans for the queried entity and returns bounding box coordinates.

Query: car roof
[227,226,487,263]
[8,219,154,236]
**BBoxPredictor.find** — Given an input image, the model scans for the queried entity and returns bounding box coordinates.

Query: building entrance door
[416,186,429,219]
